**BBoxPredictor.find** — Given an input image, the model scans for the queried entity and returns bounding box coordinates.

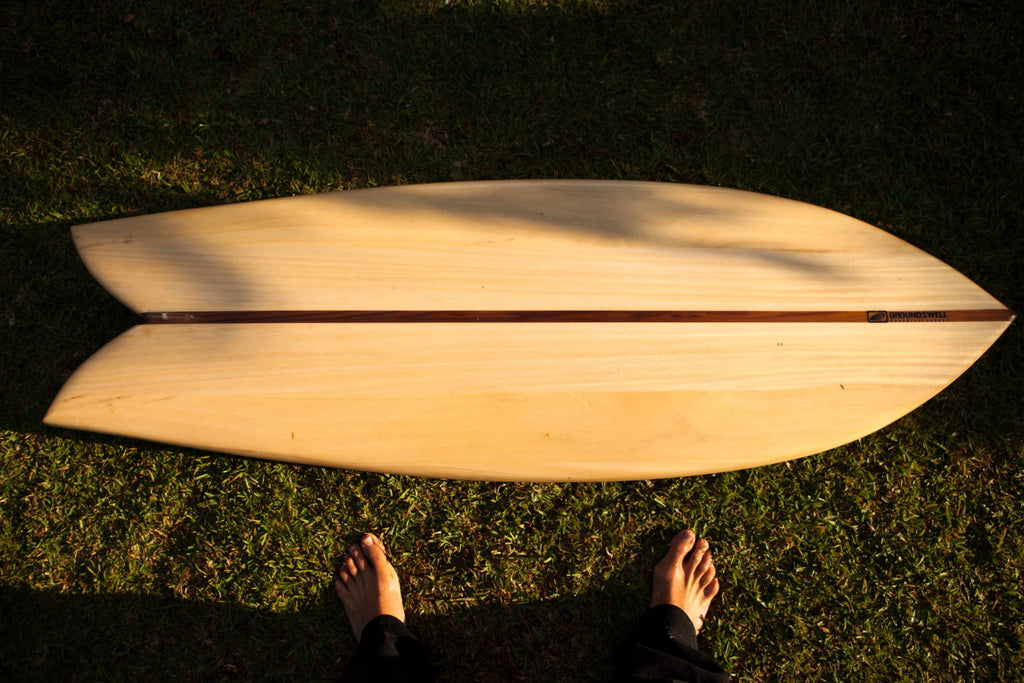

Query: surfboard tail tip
[41,403,62,428]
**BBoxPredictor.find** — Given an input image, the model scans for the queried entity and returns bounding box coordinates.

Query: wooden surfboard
[44,181,1013,481]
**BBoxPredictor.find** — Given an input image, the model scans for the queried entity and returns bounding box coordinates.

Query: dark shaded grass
[2,1,1022,680]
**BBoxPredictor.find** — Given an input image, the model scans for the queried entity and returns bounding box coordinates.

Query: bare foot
[333,534,406,641]
[650,529,720,635]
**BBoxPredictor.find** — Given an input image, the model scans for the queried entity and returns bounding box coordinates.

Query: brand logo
[866,311,949,323]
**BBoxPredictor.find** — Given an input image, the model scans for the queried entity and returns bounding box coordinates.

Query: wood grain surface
[72,181,1003,314]
[46,181,1013,480]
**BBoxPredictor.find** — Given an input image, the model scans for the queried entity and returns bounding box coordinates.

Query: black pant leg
[613,604,729,683]
[340,615,439,683]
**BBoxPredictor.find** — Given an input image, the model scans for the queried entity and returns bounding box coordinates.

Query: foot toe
[665,530,696,564]
[684,539,709,570]
[655,530,696,578]
[696,550,713,574]
[351,546,370,572]
[360,534,389,566]
[700,562,717,585]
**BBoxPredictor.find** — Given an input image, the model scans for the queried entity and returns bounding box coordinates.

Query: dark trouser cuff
[340,615,439,683]
[614,604,729,682]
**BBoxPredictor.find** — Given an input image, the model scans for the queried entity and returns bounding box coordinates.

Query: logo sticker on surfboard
[867,311,950,323]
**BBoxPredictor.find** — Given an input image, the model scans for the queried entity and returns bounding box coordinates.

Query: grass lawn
[2,1,1021,680]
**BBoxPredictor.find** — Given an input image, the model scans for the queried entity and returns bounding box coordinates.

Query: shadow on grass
[0,579,646,682]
